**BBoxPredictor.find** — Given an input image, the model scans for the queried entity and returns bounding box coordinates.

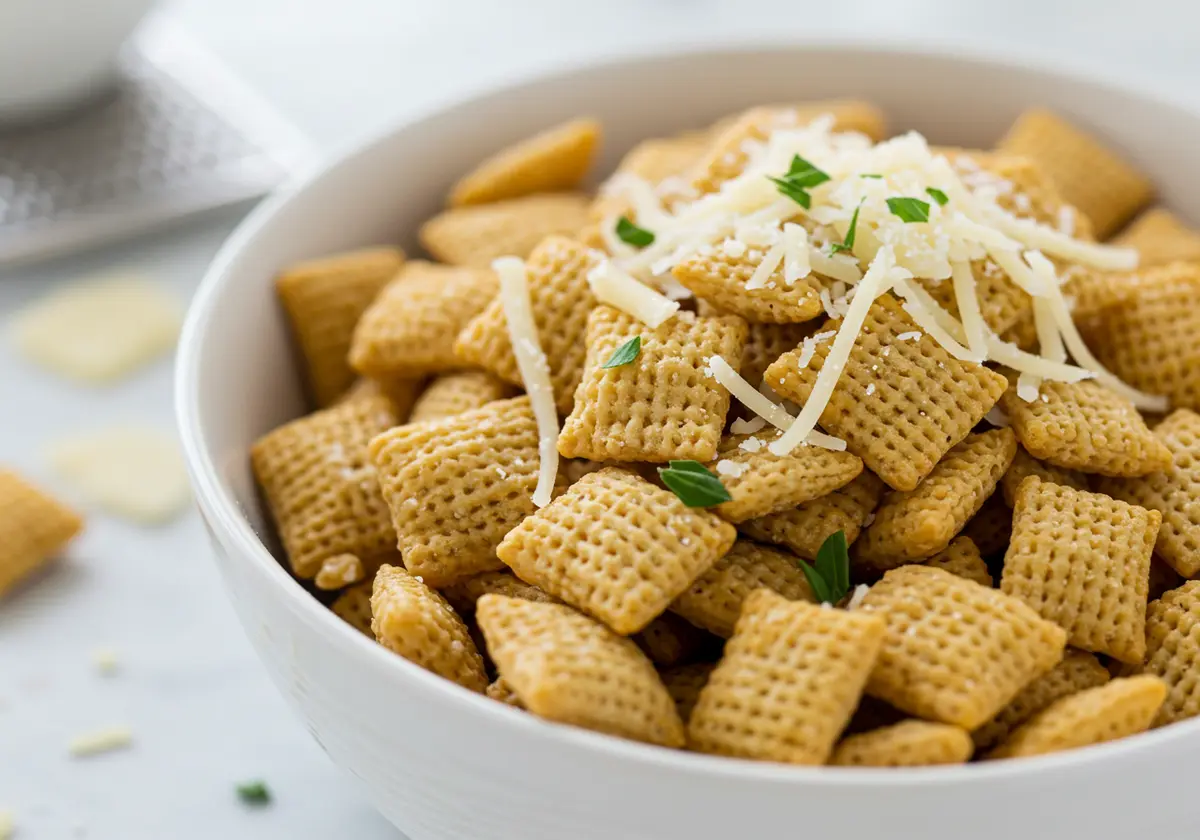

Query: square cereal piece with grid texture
[710,432,864,523]
[688,589,885,764]
[408,371,516,424]
[739,321,818,387]
[337,375,423,423]
[1114,208,1200,267]
[765,295,1009,492]
[371,565,488,691]
[739,471,884,560]
[923,536,993,587]
[558,307,747,464]
[634,612,714,668]
[420,193,592,268]
[1095,409,1200,576]
[1140,581,1200,726]
[496,467,736,634]
[987,676,1166,760]
[455,236,599,414]
[275,247,404,407]
[1002,478,1159,664]
[670,247,829,324]
[0,471,84,596]
[476,594,685,746]
[999,379,1172,478]
[251,394,400,580]
[997,108,1153,238]
[439,570,559,616]
[369,396,540,587]
[588,131,709,225]
[858,565,1066,728]
[1001,446,1088,508]
[349,262,497,378]
[331,582,374,636]
[660,662,716,725]
[670,540,814,638]
[853,429,1017,573]
[973,649,1110,751]
[961,494,1013,558]
[831,720,973,767]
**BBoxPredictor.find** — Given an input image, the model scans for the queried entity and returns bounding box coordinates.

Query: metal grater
[0,14,312,267]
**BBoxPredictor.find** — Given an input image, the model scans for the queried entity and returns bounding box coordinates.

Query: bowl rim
[176,39,1200,787]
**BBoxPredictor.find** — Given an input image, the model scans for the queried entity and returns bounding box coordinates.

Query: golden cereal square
[923,537,993,587]
[919,257,1032,345]
[251,394,400,580]
[1001,446,1088,508]
[0,471,84,596]
[496,467,736,635]
[1095,409,1200,577]
[476,594,685,747]
[371,565,487,691]
[314,553,387,591]
[997,108,1153,238]
[337,375,423,423]
[369,396,541,587]
[439,570,559,616]
[448,118,601,207]
[633,612,713,668]
[670,248,828,324]
[739,471,885,560]
[710,432,864,523]
[349,262,498,378]
[557,307,747,464]
[1141,581,1200,726]
[830,720,973,768]
[961,494,1013,558]
[275,247,404,406]
[853,429,1017,572]
[660,662,716,725]
[408,371,516,423]
[331,582,374,636]
[1113,208,1200,267]
[987,676,1167,760]
[669,540,814,638]
[858,565,1067,729]
[999,379,1172,477]
[1002,478,1159,664]
[588,132,709,226]
[765,295,1010,492]
[688,589,885,765]
[420,193,592,268]
[972,649,1111,751]
[739,321,818,388]
[454,236,599,414]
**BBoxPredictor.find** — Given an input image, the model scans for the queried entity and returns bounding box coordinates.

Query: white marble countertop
[3,1,1200,837]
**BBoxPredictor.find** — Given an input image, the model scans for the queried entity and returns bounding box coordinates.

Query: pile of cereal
[251,102,1200,767]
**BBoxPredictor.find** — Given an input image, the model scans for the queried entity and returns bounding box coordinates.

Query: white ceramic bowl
[177,45,1200,840]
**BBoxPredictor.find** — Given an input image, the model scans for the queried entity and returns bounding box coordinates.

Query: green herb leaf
[236,781,271,806]
[615,216,655,248]
[601,336,641,369]
[796,530,850,604]
[859,173,884,179]
[925,187,949,206]
[784,155,831,189]
[886,196,931,223]
[768,176,812,208]
[829,201,863,255]
[658,461,732,507]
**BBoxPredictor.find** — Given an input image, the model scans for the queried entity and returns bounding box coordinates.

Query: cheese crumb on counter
[68,726,133,758]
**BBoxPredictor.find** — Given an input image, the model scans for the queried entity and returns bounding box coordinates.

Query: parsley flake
[236,780,271,806]
[615,216,655,248]
[925,187,949,206]
[768,155,831,208]
[886,196,931,223]
[830,201,863,256]
[797,530,851,604]
[658,460,732,508]
[601,336,641,369]
[859,173,884,179]
[768,176,812,208]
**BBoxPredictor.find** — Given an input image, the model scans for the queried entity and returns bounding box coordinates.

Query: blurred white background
[3,1,1200,838]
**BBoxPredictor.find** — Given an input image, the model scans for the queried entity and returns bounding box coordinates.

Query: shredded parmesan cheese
[587,260,680,327]
[707,356,846,451]
[69,726,133,758]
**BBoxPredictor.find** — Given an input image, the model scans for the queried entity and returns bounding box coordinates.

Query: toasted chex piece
[330,582,374,636]
[371,565,488,691]
[961,494,1013,557]
[973,650,1111,751]
[369,396,540,587]
[315,554,372,591]
[858,566,1066,729]
[477,594,685,746]
[689,589,884,764]
[1095,409,1200,577]
[738,321,817,387]
[449,118,600,207]
[486,677,524,708]
[558,307,746,463]
[1002,478,1159,664]
[634,613,713,667]
[497,467,736,634]
[1113,208,1200,266]
[420,193,592,268]
[766,295,1009,492]
[439,570,558,616]
[338,375,423,422]
[349,262,497,378]
[922,537,992,587]
[588,132,709,224]
[455,236,599,414]
[408,371,515,423]
[920,257,1032,342]
[1081,262,1200,411]
[275,247,404,406]
[670,540,814,638]
[251,394,400,580]
[997,108,1153,238]
[999,379,1172,478]
[854,429,1017,572]
[660,662,716,725]
[988,676,1167,760]
[831,720,973,768]
[671,247,829,324]
[0,471,84,596]
[1141,581,1200,726]
[1000,446,1088,508]
[739,471,884,559]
